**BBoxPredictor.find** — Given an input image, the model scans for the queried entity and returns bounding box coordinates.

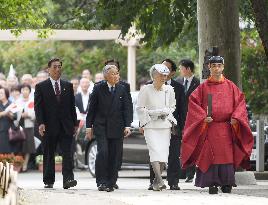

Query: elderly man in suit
[178,59,200,182]
[147,59,186,190]
[75,77,90,115]
[34,58,78,189]
[104,59,133,190]
[85,64,133,192]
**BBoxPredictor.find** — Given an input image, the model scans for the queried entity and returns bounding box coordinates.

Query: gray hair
[149,66,159,80]
[102,64,118,76]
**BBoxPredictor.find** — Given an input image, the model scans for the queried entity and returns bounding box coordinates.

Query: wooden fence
[0,162,18,205]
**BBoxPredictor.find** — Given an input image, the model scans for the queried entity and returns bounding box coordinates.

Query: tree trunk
[250,0,268,59]
[197,0,241,88]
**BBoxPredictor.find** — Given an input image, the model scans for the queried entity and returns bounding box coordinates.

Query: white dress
[136,84,176,162]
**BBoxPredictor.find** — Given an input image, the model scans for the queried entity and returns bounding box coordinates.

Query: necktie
[55,81,61,96]
[184,79,188,93]
[110,86,115,95]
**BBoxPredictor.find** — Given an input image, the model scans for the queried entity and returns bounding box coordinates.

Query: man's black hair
[179,59,195,72]
[161,58,177,72]
[48,58,62,67]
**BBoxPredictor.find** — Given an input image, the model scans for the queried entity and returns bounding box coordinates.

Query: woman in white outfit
[137,64,177,191]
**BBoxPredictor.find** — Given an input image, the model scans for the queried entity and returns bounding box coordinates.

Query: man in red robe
[181,56,253,194]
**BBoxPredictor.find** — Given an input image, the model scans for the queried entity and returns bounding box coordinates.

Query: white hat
[150,64,170,79]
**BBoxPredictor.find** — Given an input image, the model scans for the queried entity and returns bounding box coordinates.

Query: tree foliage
[240,0,268,60]
[0,41,127,80]
[0,0,48,35]
[0,38,197,85]
[95,0,196,48]
[44,0,197,48]
[241,29,268,115]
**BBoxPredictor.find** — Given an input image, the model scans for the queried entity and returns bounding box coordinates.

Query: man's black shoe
[98,184,107,191]
[221,185,232,193]
[44,184,53,188]
[170,185,181,190]
[106,187,114,192]
[185,177,193,183]
[63,179,77,189]
[209,186,218,194]
[113,184,119,189]
[148,184,153,190]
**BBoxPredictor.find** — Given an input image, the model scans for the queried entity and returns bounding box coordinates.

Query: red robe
[181,77,254,173]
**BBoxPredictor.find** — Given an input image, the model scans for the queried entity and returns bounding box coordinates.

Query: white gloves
[161,108,170,115]
[148,108,171,120]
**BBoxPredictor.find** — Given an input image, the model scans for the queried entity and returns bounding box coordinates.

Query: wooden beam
[0,30,121,41]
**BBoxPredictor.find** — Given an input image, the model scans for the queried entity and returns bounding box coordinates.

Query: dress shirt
[81,91,90,112]
[107,82,115,92]
[183,75,194,92]
[77,80,95,94]
[49,77,61,95]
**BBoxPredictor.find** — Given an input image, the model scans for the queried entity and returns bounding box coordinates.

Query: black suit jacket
[119,80,130,93]
[170,79,186,132]
[95,80,133,120]
[86,81,133,139]
[75,93,88,114]
[34,79,78,136]
[177,76,200,105]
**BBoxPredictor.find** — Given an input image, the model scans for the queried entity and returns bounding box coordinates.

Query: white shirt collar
[107,82,115,89]
[49,77,60,85]
[166,79,172,85]
[81,90,90,97]
[184,75,194,84]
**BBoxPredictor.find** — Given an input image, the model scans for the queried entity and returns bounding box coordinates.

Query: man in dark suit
[177,59,200,106]
[104,59,133,190]
[148,59,186,190]
[34,58,78,189]
[85,64,133,192]
[177,59,200,183]
[75,77,91,115]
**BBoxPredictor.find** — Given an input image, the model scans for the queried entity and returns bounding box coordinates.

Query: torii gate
[0,29,138,91]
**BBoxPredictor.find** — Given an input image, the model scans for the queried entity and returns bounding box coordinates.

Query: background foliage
[241,29,268,115]
[0,0,48,36]
[0,0,267,114]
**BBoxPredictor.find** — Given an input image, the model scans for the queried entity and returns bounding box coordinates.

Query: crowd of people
[0,67,103,172]
[0,56,253,194]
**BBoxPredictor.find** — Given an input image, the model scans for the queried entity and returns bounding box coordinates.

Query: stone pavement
[17,170,268,205]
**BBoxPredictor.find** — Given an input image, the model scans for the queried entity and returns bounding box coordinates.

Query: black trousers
[95,135,123,188]
[150,134,181,186]
[42,125,74,184]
